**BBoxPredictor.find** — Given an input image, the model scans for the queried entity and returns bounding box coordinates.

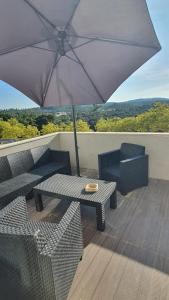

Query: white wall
[0,133,60,156]
[1,132,169,181]
[59,132,169,181]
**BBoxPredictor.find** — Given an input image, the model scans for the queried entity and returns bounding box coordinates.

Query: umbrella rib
[0,38,53,56]
[67,41,105,103]
[67,34,160,50]
[71,40,93,51]
[31,46,56,53]
[23,0,56,29]
[64,1,80,31]
[42,54,61,106]
[65,54,79,64]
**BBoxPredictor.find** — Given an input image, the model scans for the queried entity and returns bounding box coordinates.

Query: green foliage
[41,123,60,135]
[62,120,90,132]
[76,120,91,132]
[1,103,169,142]
[0,118,40,139]
[23,125,40,139]
[96,103,169,132]
[35,114,55,130]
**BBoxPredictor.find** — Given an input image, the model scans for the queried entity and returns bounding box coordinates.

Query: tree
[62,120,90,132]
[96,103,169,133]
[41,123,60,135]
[0,118,40,139]
[0,119,25,139]
[136,103,169,132]
[35,115,55,130]
[76,120,90,132]
[23,125,40,139]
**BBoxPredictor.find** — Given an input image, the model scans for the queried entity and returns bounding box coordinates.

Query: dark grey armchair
[98,143,148,195]
[0,197,83,300]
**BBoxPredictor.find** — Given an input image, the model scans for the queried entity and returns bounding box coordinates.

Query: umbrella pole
[72,105,80,177]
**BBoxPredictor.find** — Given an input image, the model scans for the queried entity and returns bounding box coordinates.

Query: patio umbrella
[0,0,161,176]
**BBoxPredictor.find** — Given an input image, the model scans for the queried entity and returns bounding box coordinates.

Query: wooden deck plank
[27,178,169,300]
[68,235,118,300]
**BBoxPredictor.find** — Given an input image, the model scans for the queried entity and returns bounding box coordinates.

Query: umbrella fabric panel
[0,45,55,104]
[29,0,80,28]
[0,0,161,107]
[44,55,102,106]
[70,40,159,101]
[0,0,53,55]
[71,0,161,49]
[43,40,159,106]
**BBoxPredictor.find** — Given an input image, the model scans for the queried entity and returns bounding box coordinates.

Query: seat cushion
[0,173,41,208]
[103,164,120,182]
[30,162,65,178]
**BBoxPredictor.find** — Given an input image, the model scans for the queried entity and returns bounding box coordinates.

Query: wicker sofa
[0,146,71,209]
[0,197,83,300]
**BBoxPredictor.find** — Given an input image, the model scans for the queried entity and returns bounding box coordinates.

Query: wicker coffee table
[33,174,117,231]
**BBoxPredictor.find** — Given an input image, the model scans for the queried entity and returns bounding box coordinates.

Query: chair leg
[121,191,127,196]
[110,189,117,209]
[96,204,105,231]
[26,190,34,200]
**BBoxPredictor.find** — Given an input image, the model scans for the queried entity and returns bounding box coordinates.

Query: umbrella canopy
[0,0,161,107]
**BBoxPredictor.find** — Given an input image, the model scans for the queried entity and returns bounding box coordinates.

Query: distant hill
[1,98,169,118]
[123,98,169,106]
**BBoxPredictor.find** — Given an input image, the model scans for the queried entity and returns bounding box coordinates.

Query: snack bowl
[85,183,98,193]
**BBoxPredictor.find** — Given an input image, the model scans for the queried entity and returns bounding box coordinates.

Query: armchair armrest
[0,196,28,227]
[38,202,83,300]
[120,155,149,193]
[120,155,148,166]
[120,155,146,164]
[98,149,120,178]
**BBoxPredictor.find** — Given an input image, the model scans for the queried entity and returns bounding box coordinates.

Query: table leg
[96,203,105,231]
[34,192,43,212]
[110,189,117,209]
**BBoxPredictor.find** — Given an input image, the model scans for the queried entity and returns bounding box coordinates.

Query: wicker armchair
[0,197,83,300]
[98,143,148,195]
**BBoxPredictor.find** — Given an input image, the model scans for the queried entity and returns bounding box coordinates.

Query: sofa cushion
[7,150,34,177]
[31,146,50,168]
[30,162,65,179]
[0,156,12,183]
[0,173,41,208]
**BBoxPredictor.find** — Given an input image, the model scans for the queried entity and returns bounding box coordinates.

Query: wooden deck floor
[28,177,169,300]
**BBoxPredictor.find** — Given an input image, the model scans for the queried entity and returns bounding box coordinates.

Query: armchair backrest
[120,143,145,160]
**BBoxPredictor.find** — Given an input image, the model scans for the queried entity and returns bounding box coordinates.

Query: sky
[0,0,168,109]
